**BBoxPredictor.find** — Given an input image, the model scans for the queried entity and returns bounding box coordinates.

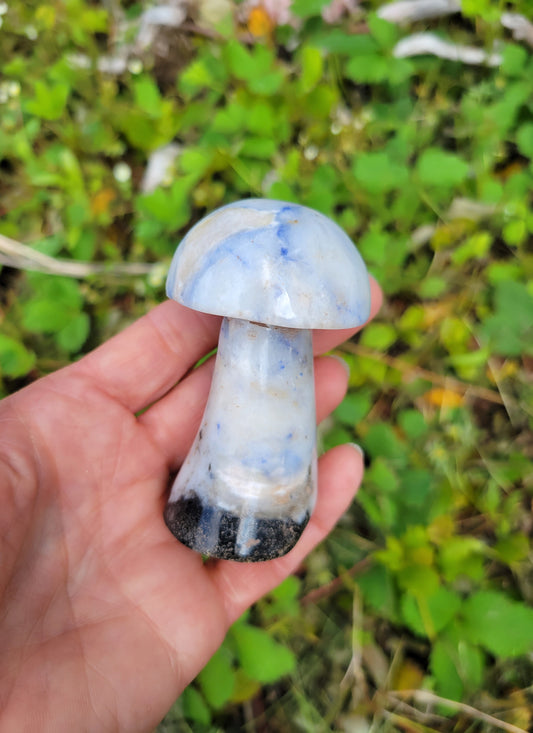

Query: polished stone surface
[166,198,371,330]
[165,318,316,560]
[164,198,371,561]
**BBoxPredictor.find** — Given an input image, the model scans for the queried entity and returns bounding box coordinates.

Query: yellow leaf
[422,301,454,328]
[486,359,518,382]
[392,659,425,691]
[248,6,274,37]
[427,515,454,545]
[229,669,260,704]
[91,188,116,216]
[423,387,464,409]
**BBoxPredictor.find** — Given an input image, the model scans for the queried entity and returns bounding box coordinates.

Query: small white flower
[0,3,8,15]
[141,143,180,193]
[25,24,38,39]
[113,162,132,183]
[0,84,9,104]
[127,58,143,75]
[304,145,319,161]
[147,262,167,289]
[7,81,20,98]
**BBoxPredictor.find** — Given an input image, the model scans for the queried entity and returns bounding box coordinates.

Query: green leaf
[440,536,486,582]
[462,591,533,657]
[494,534,530,564]
[179,52,227,97]
[334,390,372,427]
[57,313,90,352]
[299,46,323,93]
[360,322,397,350]
[353,151,409,194]
[462,0,500,22]
[26,80,70,121]
[133,76,163,118]
[480,280,533,356]
[23,299,73,333]
[249,70,284,96]
[430,639,464,702]
[79,6,109,32]
[247,101,277,137]
[358,564,399,620]
[230,623,296,684]
[516,122,533,158]
[399,469,433,507]
[0,335,35,377]
[416,148,469,188]
[401,587,461,637]
[22,277,83,334]
[212,101,247,134]
[180,147,213,178]
[224,40,253,77]
[398,410,428,440]
[367,458,399,493]
[323,424,353,450]
[397,565,440,596]
[263,576,301,620]
[451,231,492,265]
[487,81,531,135]
[224,43,283,94]
[501,43,528,77]
[368,13,399,51]
[346,54,389,84]
[197,646,235,709]
[181,686,211,725]
[364,423,405,462]
[310,30,378,55]
[240,136,277,159]
[291,0,329,18]
[135,177,192,230]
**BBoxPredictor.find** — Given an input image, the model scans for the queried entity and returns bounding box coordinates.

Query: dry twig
[378,0,461,24]
[301,557,372,605]
[394,32,502,66]
[0,233,159,279]
[388,689,528,733]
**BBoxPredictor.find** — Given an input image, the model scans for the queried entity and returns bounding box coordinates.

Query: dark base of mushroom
[164,493,310,562]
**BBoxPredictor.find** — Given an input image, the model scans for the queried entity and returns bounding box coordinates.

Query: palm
[0,288,380,731]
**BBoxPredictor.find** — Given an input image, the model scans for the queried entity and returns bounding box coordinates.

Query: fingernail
[349,442,365,459]
[329,354,351,378]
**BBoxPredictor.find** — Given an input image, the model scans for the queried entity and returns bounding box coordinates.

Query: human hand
[0,278,381,731]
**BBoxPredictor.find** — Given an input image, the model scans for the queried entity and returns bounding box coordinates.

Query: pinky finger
[208,443,364,625]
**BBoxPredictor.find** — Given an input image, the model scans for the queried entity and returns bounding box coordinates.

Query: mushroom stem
[164,316,317,561]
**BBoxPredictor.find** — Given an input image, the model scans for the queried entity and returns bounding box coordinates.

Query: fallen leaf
[392,659,425,691]
[91,188,116,216]
[423,387,464,409]
[248,5,274,36]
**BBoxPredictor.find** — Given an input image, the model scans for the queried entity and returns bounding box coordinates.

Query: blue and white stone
[164,199,371,561]
[166,199,371,329]
[165,318,316,560]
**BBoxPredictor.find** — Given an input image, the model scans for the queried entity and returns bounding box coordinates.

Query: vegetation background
[1,0,532,730]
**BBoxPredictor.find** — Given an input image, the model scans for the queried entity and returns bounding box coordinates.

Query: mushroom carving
[164,199,371,561]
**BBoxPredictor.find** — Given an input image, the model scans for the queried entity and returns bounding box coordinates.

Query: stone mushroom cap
[166,198,371,330]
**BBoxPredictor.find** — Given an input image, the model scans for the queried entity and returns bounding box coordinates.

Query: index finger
[76,301,222,412]
[75,277,381,414]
